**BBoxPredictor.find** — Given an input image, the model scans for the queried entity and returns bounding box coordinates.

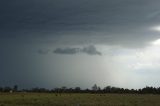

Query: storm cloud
[54,45,102,56]
[81,45,102,55]
[1,0,160,48]
[54,48,80,55]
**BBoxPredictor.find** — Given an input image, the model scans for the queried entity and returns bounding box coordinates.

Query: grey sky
[1,0,160,89]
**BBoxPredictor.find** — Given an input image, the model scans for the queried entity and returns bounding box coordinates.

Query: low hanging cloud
[54,48,80,55]
[81,45,102,55]
[53,45,102,56]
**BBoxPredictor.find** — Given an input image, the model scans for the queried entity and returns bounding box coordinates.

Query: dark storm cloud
[81,45,102,55]
[1,0,160,47]
[54,45,102,56]
[54,48,80,55]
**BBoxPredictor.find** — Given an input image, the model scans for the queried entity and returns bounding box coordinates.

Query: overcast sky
[1,0,160,89]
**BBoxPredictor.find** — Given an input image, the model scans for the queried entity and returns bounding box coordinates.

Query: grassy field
[0,93,160,106]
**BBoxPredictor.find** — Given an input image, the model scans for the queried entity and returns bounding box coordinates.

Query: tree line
[1,84,160,94]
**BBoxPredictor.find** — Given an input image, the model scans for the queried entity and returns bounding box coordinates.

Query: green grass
[0,93,160,106]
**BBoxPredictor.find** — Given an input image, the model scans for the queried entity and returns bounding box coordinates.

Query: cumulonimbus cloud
[53,45,102,56]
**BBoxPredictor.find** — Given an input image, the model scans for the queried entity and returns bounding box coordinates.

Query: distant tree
[98,86,101,90]
[157,87,160,94]
[124,88,130,93]
[92,84,98,91]
[75,87,81,93]
[31,87,40,92]
[68,88,73,93]
[13,85,18,92]
[138,89,142,94]
[0,87,3,92]
[61,86,67,93]
[4,87,12,92]
[84,88,90,93]
[104,86,111,93]
[31,87,49,92]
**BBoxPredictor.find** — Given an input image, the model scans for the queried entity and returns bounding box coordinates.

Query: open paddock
[0,93,160,106]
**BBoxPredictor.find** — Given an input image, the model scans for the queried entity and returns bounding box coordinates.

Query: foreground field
[0,93,160,106]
